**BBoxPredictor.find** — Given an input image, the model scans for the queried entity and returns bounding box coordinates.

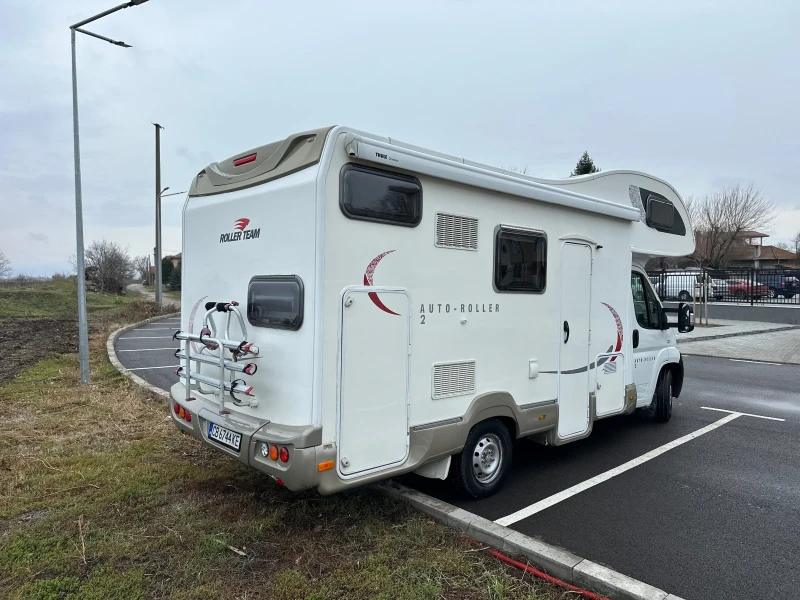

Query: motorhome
[170,126,695,498]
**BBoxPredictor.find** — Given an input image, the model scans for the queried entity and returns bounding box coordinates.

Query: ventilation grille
[435,213,478,250]
[432,361,476,400]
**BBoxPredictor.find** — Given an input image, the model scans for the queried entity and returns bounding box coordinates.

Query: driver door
[630,271,668,402]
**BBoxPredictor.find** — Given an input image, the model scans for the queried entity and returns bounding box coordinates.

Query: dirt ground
[0,318,79,386]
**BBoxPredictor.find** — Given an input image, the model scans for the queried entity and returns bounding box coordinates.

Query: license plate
[208,422,242,451]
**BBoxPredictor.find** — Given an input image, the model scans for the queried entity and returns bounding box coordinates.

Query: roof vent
[435,213,478,250]
[432,360,476,400]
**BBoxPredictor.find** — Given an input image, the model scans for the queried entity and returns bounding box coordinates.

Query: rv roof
[189,126,680,223]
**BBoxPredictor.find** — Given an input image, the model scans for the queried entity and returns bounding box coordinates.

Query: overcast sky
[2,0,799,276]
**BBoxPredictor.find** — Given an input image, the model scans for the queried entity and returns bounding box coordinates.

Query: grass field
[0,278,140,319]
[0,298,569,599]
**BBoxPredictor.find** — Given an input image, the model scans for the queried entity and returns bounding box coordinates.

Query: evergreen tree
[570,151,601,177]
[169,264,181,291]
[161,258,174,284]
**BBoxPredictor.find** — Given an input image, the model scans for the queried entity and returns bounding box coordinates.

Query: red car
[726,279,768,299]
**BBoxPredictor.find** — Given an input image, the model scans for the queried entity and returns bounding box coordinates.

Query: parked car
[652,272,712,301]
[754,273,799,299]
[726,279,769,300]
[710,279,729,301]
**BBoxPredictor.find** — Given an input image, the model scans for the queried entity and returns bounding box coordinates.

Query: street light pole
[154,123,164,309]
[69,0,150,384]
[70,28,90,385]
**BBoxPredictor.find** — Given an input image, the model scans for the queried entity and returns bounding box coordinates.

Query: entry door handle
[633,329,640,348]
[563,320,570,344]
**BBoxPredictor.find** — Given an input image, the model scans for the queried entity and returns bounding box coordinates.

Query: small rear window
[340,164,422,226]
[247,276,303,330]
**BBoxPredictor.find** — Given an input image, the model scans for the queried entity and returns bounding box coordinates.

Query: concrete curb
[378,481,684,600]
[106,313,180,399]
[677,324,800,344]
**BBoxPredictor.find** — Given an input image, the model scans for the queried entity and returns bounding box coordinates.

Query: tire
[714,296,723,301]
[785,293,795,299]
[767,287,777,299]
[652,369,673,423]
[450,419,513,499]
[678,290,692,301]
[735,290,746,300]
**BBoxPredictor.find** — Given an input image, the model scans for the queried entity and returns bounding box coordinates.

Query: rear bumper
[169,383,332,492]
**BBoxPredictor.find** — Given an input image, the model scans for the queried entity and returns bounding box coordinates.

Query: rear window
[247,276,303,330]
[340,164,422,226]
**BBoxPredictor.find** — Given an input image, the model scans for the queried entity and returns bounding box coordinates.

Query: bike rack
[173,301,260,412]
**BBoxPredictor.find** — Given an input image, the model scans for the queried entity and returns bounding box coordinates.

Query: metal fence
[646,268,800,305]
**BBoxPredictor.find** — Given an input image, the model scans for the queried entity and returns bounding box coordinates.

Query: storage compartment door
[338,287,410,477]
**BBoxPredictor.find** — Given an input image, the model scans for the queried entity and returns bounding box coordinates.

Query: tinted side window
[630,272,661,329]
[247,275,303,330]
[494,228,547,293]
[340,164,422,226]
[631,273,649,328]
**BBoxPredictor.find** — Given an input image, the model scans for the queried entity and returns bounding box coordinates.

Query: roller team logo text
[220,218,260,243]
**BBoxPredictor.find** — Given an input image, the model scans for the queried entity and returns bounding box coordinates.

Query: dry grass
[0,306,570,600]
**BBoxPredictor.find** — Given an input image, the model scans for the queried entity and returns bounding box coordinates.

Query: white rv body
[170,126,694,495]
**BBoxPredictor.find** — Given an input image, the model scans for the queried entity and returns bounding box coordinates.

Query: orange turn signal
[178,406,185,419]
[269,445,279,461]
[318,460,334,472]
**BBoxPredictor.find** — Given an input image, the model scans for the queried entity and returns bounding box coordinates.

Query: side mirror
[677,302,694,333]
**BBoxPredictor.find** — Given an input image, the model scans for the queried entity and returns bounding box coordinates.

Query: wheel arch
[665,357,685,398]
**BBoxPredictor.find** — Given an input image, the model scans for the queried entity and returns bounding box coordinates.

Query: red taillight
[279,447,289,463]
[275,478,285,487]
[233,153,257,167]
[184,411,191,423]
[173,403,180,414]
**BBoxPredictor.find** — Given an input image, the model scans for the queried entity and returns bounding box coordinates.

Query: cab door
[630,271,668,402]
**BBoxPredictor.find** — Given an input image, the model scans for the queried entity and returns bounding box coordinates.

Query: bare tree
[0,251,11,279]
[84,240,133,294]
[133,255,151,284]
[774,242,791,252]
[687,183,776,269]
[505,166,530,175]
[792,231,800,258]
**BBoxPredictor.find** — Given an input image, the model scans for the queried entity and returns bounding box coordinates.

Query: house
[164,253,181,269]
[725,231,798,269]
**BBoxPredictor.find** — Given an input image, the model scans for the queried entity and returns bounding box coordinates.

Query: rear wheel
[767,287,777,299]
[652,369,673,423]
[678,290,692,301]
[735,290,746,300]
[450,419,512,498]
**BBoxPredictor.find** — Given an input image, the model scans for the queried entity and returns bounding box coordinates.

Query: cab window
[631,272,662,329]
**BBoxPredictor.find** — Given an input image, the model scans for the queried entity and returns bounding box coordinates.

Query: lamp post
[155,186,187,308]
[70,0,150,385]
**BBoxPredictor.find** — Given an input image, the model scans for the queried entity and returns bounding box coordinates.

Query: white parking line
[700,406,786,421]
[729,359,782,366]
[118,336,173,340]
[133,327,178,331]
[495,407,784,526]
[127,365,180,371]
[116,347,176,352]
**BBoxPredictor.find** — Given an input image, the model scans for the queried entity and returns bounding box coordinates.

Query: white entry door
[558,243,592,439]
[338,287,410,477]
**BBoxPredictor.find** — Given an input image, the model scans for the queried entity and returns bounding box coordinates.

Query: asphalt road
[115,315,181,392]
[118,319,799,599]
[407,356,800,600]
